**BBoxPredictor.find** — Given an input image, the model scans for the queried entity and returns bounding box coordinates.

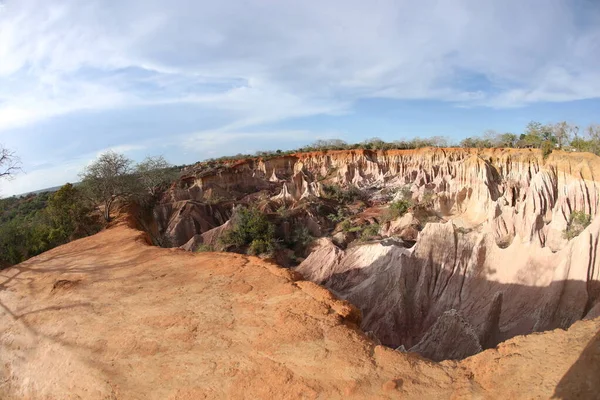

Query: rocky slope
[0,222,598,399]
[153,147,600,361]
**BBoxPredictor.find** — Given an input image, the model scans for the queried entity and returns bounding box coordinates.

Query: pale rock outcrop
[380,212,419,238]
[162,148,600,359]
[298,215,600,355]
[409,309,483,361]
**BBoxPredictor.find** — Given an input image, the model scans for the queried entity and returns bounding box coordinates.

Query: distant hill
[15,182,80,198]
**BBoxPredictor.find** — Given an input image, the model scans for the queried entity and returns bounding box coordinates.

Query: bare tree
[79,151,134,222]
[552,121,578,149]
[135,156,177,197]
[429,136,449,147]
[0,145,20,179]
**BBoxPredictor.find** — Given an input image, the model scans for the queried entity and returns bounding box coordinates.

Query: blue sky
[1,0,600,196]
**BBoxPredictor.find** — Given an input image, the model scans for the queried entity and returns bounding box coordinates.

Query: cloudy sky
[1,0,600,195]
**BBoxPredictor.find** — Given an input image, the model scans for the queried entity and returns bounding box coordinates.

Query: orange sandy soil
[0,223,598,399]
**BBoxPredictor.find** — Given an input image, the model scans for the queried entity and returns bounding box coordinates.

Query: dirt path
[0,223,598,399]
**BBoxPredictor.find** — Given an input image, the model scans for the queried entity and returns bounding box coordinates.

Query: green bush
[276,205,291,218]
[382,199,412,222]
[340,219,353,232]
[291,225,314,247]
[195,244,215,252]
[248,239,275,256]
[220,207,276,255]
[541,140,554,159]
[360,223,380,241]
[327,207,348,223]
[322,184,365,204]
[563,211,592,240]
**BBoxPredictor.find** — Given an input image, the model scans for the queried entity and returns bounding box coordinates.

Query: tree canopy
[79,151,135,221]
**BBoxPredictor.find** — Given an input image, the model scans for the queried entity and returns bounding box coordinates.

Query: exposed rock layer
[293,149,600,358]
[157,148,600,360]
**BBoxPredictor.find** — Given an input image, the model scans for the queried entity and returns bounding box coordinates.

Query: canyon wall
[293,148,600,358]
[158,148,600,359]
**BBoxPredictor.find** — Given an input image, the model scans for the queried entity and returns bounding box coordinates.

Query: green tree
[498,133,518,148]
[46,183,96,243]
[585,124,600,155]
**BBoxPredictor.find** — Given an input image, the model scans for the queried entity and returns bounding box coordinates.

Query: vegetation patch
[563,211,592,240]
[359,223,381,241]
[291,226,314,248]
[327,207,349,223]
[382,199,412,223]
[220,207,276,256]
[322,184,366,204]
[0,184,101,266]
[195,244,215,252]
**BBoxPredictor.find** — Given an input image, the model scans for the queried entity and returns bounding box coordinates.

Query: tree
[135,156,177,197]
[498,133,518,148]
[0,145,20,180]
[552,121,572,149]
[429,136,448,147]
[79,151,134,222]
[46,183,96,243]
[362,137,386,150]
[310,139,348,150]
[586,124,600,155]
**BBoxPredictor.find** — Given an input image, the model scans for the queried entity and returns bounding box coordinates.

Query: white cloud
[0,155,87,196]
[0,0,598,133]
[183,128,336,152]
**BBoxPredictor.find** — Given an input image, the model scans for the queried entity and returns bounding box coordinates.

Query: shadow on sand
[553,329,600,399]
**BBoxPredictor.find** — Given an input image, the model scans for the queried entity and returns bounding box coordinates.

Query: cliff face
[156,148,600,360]
[172,148,599,246]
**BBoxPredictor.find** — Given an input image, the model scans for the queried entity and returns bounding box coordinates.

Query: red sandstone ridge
[0,222,598,399]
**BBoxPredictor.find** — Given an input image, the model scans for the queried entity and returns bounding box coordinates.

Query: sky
[1,0,600,196]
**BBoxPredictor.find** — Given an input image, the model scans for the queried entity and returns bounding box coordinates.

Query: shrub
[327,207,348,223]
[195,244,215,252]
[276,205,291,218]
[0,185,101,266]
[340,219,353,232]
[220,207,276,255]
[322,184,365,204]
[563,211,592,240]
[248,239,275,256]
[360,223,380,241]
[541,140,554,160]
[382,199,412,222]
[291,225,314,248]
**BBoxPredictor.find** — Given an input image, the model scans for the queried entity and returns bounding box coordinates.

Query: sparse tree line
[79,152,177,222]
[0,149,177,266]
[200,121,600,167]
[458,122,600,156]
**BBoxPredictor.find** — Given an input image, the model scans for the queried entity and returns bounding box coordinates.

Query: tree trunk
[104,200,112,222]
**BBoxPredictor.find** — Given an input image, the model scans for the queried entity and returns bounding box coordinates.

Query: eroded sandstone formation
[155,148,600,360]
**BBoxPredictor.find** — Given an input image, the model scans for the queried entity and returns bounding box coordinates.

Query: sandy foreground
[0,222,598,399]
